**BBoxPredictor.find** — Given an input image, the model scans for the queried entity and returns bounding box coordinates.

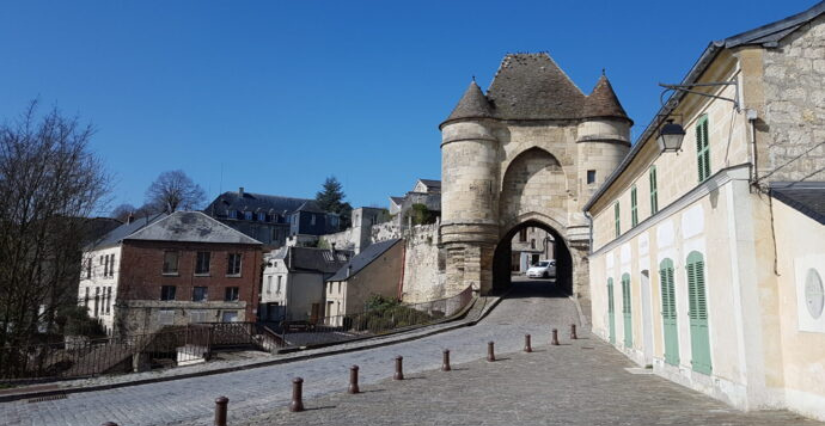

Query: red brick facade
[118,240,262,321]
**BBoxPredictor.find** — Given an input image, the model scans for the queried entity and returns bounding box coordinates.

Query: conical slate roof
[485,53,585,120]
[583,74,632,123]
[444,80,493,123]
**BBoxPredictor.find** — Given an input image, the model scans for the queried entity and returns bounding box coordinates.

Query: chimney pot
[239,187,245,197]
[127,214,135,224]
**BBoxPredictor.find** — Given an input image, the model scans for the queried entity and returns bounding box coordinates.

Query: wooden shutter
[649,166,658,214]
[614,202,621,238]
[622,273,632,347]
[687,251,711,374]
[696,116,710,182]
[631,186,638,227]
[659,258,679,366]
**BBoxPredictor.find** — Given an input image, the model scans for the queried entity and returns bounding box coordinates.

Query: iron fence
[273,285,475,349]
[0,322,265,382]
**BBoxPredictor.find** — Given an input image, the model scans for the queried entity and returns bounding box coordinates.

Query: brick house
[79,211,263,337]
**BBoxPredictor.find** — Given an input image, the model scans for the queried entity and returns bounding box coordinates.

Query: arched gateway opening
[492,220,573,294]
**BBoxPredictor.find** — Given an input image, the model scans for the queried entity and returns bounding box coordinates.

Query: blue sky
[0,0,817,214]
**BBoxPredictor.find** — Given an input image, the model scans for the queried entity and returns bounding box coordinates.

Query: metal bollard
[442,349,451,372]
[348,365,360,394]
[394,356,404,380]
[571,324,578,340]
[487,341,496,362]
[552,328,560,346]
[524,334,532,353]
[290,377,304,412]
[214,396,229,426]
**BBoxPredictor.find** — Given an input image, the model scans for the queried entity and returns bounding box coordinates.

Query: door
[660,259,679,366]
[607,278,616,344]
[622,273,632,348]
[687,251,712,374]
[640,270,654,365]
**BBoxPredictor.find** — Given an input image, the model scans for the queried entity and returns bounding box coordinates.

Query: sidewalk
[237,332,822,426]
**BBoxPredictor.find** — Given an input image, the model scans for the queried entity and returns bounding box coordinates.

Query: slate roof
[125,211,262,245]
[326,239,402,282]
[582,75,632,124]
[442,53,630,126]
[88,213,167,250]
[271,246,353,274]
[389,196,405,205]
[771,182,825,226]
[445,81,494,122]
[584,1,825,212]
[417,179,442,192]
[485,53,586,121]
[205,190,312,218]
[294,200,327,214]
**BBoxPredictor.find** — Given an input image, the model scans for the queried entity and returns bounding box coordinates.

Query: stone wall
[762,14,825,182]
[319,228,356,252]
[400,223,445,303]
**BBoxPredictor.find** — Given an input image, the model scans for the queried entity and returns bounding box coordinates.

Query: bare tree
[0,101,109,354]
[110,203,136,222]
[144,170,206,213]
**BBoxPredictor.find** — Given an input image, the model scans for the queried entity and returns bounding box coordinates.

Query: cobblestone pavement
[2,278,577,426]
[7,278,818,426]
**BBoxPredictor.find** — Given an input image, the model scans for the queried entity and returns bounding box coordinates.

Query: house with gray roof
[324,239,403,326]
[78,211,263,337]
[204,187,341,248]
[260,245,353,322]
[388,178,442,225]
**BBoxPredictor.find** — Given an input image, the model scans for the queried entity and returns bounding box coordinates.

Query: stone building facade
[440,53,632,299]
[585,3,825,421]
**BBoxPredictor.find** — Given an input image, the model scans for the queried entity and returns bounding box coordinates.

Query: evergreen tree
[316,176,353,229]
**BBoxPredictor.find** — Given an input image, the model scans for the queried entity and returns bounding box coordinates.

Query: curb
[0,294,506,404]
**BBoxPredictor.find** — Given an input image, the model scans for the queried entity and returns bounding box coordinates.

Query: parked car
[526,260,556,278]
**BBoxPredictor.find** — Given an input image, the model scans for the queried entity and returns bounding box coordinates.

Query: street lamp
[657,119,686,153]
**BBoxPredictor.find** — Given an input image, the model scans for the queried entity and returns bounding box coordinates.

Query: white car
[526,260,556,278]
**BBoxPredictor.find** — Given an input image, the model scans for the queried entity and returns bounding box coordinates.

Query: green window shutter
[631,186,638,227]
[696,116,711,182]
[608,278,616,344]
[659,258,679,366]
[649,166,658,215]
[622,273,632,347]
[687,251,711,374]
[614,202,621,238]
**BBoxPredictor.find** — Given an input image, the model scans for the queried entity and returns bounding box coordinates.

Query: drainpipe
[584,211,594,254]
[747,108,759,189]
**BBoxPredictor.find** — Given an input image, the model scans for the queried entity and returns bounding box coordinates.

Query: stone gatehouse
[439,53,632,302]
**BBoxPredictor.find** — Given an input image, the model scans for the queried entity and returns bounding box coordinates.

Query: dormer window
[244,211,253,221]
[228,210,238,219]
[258,212,267,222]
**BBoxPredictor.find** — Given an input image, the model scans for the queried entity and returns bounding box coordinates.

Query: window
[189,310,208,323]
[614,201,621,238]
[109,254,115,277]
[105,287,112,314]
[196,252,211,274]
[161,285,177,301]
[225,287,240,302]
[228,210,238,219]
[163,251,179,274]
[158,309,175,325]
[587,170,597,185]
[221,311,238,323]
[338,282,342,294]
[258,212,267,222]
[84,287,90,308]
[310,215,316,226]
[649,166,658,215]
[244,211,253,221]
[696,115,711,182]
[227,253,242,276]
[531,239,536,249]
[266,276,272,294]
[519,229,527,242]
[193,286,208,302]
[276,276,282,293]
[94,287,100,316]
[630,185,638,228]
[103,254,109,277]
[86,258,92,279]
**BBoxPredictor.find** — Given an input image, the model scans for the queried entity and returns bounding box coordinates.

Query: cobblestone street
[4,278,821,425]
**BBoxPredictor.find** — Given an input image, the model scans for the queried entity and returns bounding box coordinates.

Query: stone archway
[492,219,574,294]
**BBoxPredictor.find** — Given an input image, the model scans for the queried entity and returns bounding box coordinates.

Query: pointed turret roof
[486,53,585,120]
[444,80,494,123]
[582,74,631,124]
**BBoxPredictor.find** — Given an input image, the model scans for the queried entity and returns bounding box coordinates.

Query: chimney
[127,214,135,224]
[347,265,353,278]
[330,242,336,255]
[238,187,245,197]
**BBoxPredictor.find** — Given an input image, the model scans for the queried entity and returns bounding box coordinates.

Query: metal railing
[271,286,475,349]
[0,322,265,382]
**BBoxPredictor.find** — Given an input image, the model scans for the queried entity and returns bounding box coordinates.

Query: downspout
[397,241,407,301]
[585,211,595,255]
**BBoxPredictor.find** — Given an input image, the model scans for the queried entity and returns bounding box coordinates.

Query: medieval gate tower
[440,53,632,301]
